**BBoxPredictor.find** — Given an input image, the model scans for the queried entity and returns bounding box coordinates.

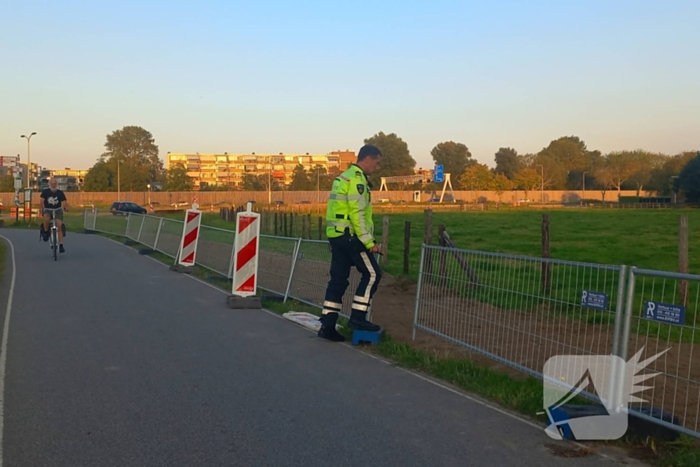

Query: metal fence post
[620,266,637,362]
[283,238,303,303]
[136,215,145,243]
[92,209,98,231]
[125,213,132,238]
[226,234,237,280]
[612,265,628,358]
[612,266,637,411]
[412,245,426,341]
[153,218,164,251]
[609,264,628,411]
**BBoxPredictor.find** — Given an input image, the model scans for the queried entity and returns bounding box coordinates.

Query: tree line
[77,126,700,202]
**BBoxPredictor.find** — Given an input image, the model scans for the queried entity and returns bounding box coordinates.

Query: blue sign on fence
[580,290,608,311]
[644,301,685,326]
[434,165,444,183]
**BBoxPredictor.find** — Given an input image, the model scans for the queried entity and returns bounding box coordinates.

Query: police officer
[318,144,383,342]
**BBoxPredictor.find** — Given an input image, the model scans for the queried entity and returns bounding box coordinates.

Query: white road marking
[0,236,18,467]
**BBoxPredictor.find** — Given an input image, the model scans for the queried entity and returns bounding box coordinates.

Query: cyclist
[39,178,69,253]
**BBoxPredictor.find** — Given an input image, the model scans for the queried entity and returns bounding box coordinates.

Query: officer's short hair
[357,144,382,161]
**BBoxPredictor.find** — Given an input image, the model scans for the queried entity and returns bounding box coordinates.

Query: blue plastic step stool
[351,328,384,346]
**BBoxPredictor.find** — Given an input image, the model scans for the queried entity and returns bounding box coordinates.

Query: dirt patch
[545,444,595,458]
[369,274,533,381]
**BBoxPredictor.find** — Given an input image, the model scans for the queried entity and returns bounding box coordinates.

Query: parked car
[110,201,147,215]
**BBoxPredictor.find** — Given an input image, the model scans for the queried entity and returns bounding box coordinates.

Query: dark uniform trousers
[322,231,382,317]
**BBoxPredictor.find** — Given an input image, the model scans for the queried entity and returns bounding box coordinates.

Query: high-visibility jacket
[326,164,375,248]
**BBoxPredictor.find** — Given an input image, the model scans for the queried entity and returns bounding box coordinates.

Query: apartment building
[41,168,88,191]
[166,151,356,190]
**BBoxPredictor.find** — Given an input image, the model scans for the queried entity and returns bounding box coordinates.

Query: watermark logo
[542,346,669,440]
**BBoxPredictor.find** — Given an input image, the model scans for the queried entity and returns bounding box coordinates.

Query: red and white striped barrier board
[178,209,202,266]
[231,204,260,297]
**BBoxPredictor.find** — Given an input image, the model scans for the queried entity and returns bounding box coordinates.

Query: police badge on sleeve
[357,184,364,194]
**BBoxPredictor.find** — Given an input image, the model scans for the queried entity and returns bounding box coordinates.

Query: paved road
[0,229,638,466]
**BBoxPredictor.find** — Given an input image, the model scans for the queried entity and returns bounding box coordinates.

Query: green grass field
[194,208,699,276]
[367,209,700,278]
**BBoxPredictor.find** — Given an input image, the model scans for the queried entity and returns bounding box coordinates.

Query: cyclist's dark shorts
[43,208,64,221]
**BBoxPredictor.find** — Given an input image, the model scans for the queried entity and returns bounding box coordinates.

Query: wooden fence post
[542,214,551,293]
[381,216,389,265]
[680,214,689,306]
[404,220,411,276]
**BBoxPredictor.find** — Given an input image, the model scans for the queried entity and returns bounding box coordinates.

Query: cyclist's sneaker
[59,245,65,253]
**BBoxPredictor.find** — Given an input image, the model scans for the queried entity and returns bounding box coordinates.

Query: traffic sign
[434,165,444,183]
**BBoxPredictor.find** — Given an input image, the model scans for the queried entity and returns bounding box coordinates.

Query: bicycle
[40,207,64,261]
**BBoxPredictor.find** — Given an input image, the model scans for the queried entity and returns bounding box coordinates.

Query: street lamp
[536,164,544,203]
[671,175,679,204]
[117,158,121,199]
[21,132,37,189]
[317,165,321,205]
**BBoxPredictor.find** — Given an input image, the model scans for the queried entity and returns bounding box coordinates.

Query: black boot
[348,310,381,332]
[317,313,345,342]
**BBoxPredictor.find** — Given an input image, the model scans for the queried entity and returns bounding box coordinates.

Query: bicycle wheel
[52,227,57,261]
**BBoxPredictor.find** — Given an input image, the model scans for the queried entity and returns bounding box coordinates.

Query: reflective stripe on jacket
[325,164,375,248]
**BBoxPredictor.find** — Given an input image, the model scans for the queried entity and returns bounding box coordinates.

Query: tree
[678,152,700,202]
[513,168,541,200]
[593,164,617,202]
[494,147,522,180]
[83,160,114,192]
[492,173,515,202]
[647,151,696,196]
[363,132,416,187]
[605,151,638,192]
[459,164,493,201]
[164,163,194,191]
[430,141,475,189]
[536,136,601,189]
[0,171,14,192]
[99,125,162,191]
[241,174,264,191]
[309,165,337,191]
[626,150,665,195]
[289,164,312,190]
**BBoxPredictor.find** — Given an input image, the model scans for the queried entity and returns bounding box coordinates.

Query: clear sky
[1,0,698,171]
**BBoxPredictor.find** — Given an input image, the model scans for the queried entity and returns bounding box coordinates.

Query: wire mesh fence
[88,210,130,237]
[195,225,237,278]
[414,244,627,387]
[257,235,299,298]
[136,215,163,250]
[82,208,700,438]
[622,267,700,437]
[154,218,184,259]
[284,239,366,319]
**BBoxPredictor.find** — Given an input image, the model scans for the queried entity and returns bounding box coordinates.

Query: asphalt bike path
[0,229,639,466]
